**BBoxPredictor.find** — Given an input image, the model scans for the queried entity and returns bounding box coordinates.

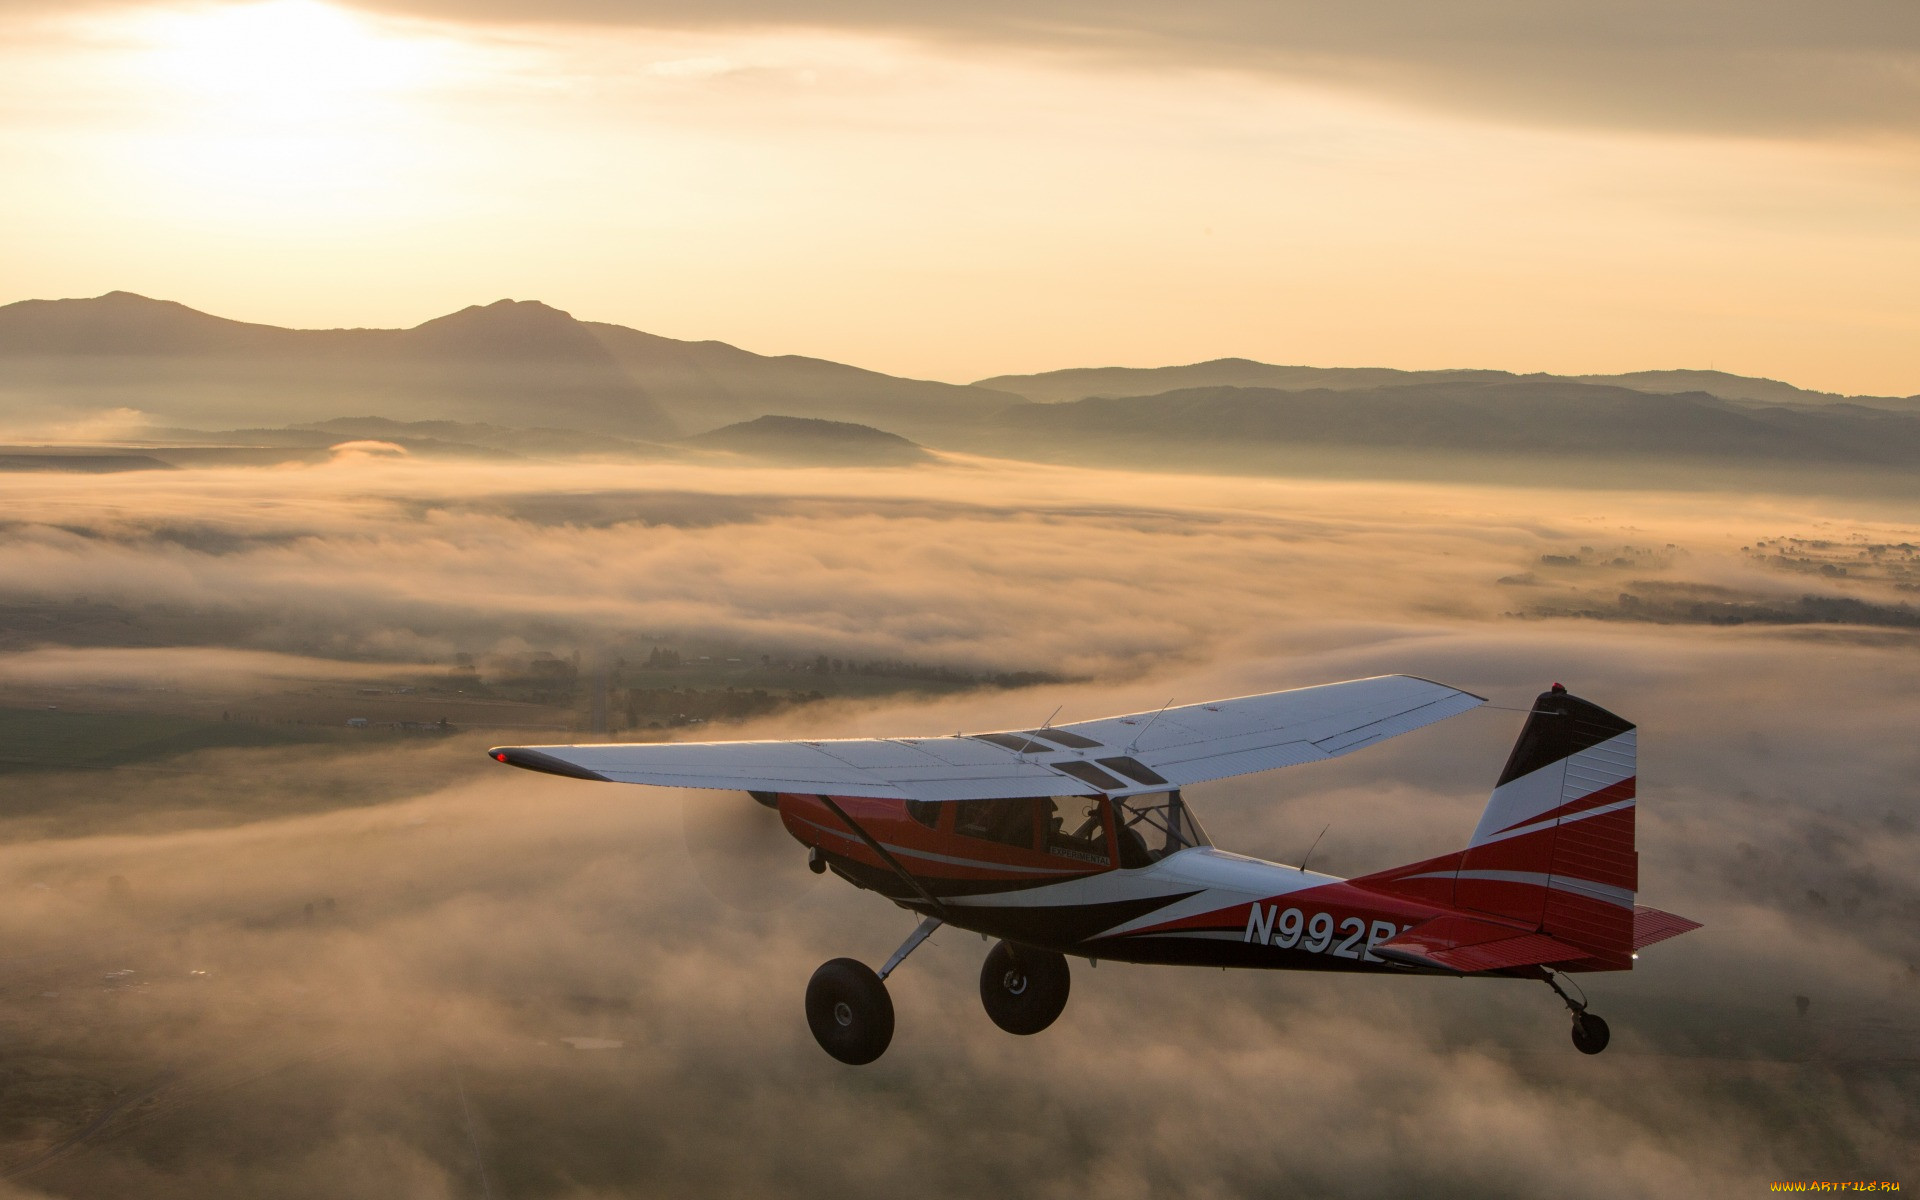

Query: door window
[952,796,1111,866]
[953,797,1037,850]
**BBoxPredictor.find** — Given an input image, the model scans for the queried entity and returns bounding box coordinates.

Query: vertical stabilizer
[1455,685,1638,965]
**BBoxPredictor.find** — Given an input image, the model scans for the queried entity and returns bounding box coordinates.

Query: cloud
[2,698,1913,1195]
[9,0,1914,139]
[326,439,410,460]
[0,457,1916,1193]
[0,645,429,689]
[0,456,1807,677]
[336,0,1920,139]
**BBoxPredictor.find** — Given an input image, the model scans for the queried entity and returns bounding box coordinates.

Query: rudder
[1455,684,1638,966]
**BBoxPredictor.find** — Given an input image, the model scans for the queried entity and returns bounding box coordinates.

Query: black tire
[1571,1012,1611,1055]
[805,958,894,1065]
[979,941,1071,1035]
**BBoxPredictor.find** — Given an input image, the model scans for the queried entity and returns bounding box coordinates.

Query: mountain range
[0,292,1016,441]
[957,382,1920,483]
[976,359,1919,411]
[4,291,1918,484]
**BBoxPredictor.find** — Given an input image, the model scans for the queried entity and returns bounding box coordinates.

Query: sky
[1,0,1916,392]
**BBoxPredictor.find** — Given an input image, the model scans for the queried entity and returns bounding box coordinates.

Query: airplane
[488,675,1700,1064]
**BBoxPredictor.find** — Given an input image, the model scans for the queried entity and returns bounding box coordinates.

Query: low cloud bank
[0,458,1913,1196]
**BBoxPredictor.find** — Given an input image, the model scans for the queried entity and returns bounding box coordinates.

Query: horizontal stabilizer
[1373,914,1597,974]
[1632,905,1702,950]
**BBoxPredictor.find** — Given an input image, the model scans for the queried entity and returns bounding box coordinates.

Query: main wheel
[805,958,894,1065]
[979,941,1070,1035]
[1570,1012,1611,1055]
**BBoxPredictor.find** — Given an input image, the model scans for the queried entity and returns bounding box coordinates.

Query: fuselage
[492,681,1682,1063]
[777,790,1483,974]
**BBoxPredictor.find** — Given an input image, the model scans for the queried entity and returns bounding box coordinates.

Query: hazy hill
[0,292,676,437]
[680,415,930,466]
[960,382,1920,480]
[0,292,1018,442]
[978,357,1919,411]
[0,451,174,473]
[974,359,1514,404]
[1565,369,1920,411]
[585,323,1020,438]
[0,291,295,355]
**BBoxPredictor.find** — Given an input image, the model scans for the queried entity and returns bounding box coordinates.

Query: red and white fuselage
[774,686,1694,977]
[490,677,1699,1062]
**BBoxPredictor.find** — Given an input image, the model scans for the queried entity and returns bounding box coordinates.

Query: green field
[0,707,342,773]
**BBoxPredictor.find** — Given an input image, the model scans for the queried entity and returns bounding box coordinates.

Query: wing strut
[814,794,951,918]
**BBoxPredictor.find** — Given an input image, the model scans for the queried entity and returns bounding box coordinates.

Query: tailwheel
[1541,968,1610,1056]
[805,958,894,1065]
[979,941,1070,1035]
[1570,1011,1611,1056]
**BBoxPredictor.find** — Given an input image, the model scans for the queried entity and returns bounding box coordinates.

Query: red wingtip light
[493,752,508,762]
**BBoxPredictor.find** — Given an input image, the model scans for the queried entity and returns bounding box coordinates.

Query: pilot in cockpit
[1039,797,1112,866]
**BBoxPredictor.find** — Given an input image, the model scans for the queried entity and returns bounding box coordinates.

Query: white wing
[489,674,1483,801]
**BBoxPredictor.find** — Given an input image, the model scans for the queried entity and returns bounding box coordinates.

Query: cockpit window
[1111,790,1209,869]
[969,732,1058,755]
[951,796,1111,866]
[1097,756,1168,786]
[904,799,941,829]
[1051,760,1125,791]
[1041,797,1109,866]
[1021,728,1102,749]
[953,797,1036,850]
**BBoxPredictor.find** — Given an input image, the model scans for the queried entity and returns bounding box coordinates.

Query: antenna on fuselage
[1040,703,1063,729]
[1298,823,1330,874]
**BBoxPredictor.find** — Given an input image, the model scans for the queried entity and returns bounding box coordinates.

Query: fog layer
[0,456,1913,1197]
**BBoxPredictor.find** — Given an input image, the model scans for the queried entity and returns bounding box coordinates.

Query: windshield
[1110,790,1209,868]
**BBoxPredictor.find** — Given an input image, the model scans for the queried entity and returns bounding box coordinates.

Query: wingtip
[486,746,612,782]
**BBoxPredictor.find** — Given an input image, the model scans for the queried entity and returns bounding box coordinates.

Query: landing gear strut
[805,916,943,1065]
[979,941,1071,1035]
[1542,968,1610,1055]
